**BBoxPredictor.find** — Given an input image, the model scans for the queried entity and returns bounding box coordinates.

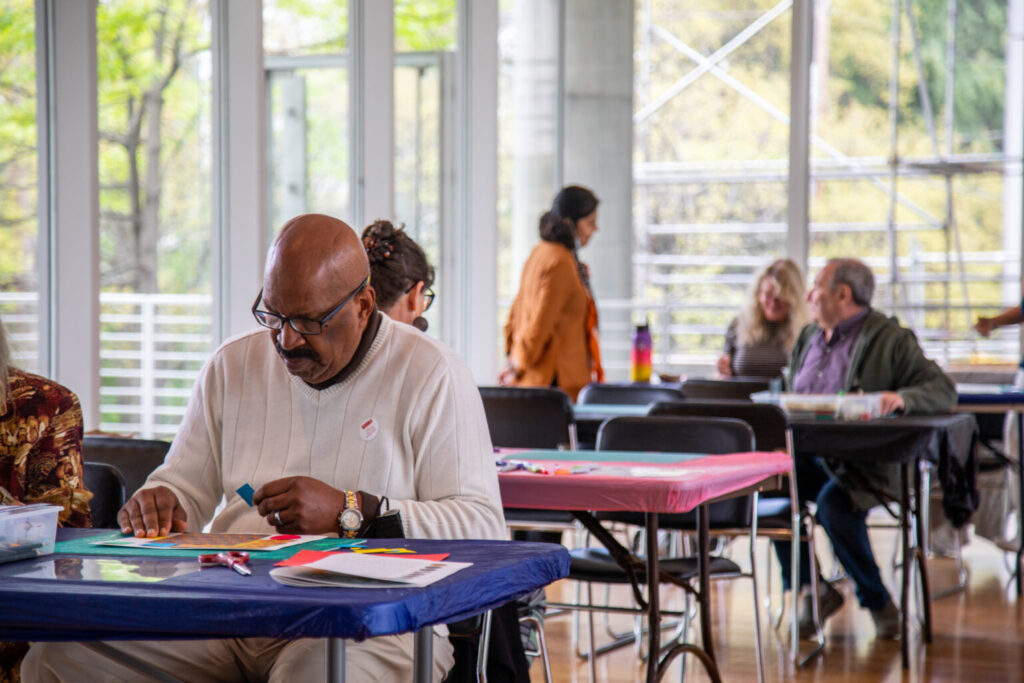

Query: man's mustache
[275,340,320,362]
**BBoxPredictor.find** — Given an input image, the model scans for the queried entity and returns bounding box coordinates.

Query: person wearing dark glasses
[361,219,435,332]
[25,214,503,682]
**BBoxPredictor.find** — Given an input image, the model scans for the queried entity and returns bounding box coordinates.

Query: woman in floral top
[0,318,91,682]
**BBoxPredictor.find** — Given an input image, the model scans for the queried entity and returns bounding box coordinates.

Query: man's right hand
[974,317,995,337]
[116,486,188,538]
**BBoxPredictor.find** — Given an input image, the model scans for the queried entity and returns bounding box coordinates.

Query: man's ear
[837,283,853,305]
[357,283,376,322]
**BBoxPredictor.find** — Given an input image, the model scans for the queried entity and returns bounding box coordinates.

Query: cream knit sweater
[146,315,505,540]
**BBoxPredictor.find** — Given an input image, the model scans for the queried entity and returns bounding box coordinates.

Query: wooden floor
[528,528,1024,682]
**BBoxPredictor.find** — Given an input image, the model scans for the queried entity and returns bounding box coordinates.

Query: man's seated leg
[815,477,899,638]
[21,638,250,682]
[270,630,455,683]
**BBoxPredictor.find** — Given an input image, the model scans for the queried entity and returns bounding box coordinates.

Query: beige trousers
[21,631,454,683]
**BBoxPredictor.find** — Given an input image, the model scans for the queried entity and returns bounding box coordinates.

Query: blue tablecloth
[0,529,569,643]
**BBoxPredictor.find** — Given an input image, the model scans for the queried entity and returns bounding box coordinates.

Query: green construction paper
[54,532,359,560]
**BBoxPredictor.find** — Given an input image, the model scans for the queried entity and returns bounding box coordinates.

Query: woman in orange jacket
[500,185,604,401]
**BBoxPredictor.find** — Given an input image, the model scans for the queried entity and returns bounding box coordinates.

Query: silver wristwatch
[338,490,363,538]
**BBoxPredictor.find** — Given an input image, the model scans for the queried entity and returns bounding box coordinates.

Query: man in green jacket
[776,258,956,640]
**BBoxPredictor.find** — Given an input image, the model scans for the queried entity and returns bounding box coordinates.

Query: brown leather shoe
[798,581,845,640]
[871,600,900,639]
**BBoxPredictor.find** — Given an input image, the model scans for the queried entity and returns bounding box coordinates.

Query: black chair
[649,399,830,663]
[83,462,128,529]
[576,382,681,406]
[559,415,765,683]
[679,377,771,401]
[82,435,171,498]
[477,386,571,681]
[478,386,576,449]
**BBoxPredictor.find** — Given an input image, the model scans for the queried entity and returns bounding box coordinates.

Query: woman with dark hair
[361,220,435,331]
[501,185,604,401]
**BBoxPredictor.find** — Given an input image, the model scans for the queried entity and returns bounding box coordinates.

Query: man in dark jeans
[774,258,956,639]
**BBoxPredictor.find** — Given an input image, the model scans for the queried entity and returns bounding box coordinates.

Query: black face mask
[412,316,428,332]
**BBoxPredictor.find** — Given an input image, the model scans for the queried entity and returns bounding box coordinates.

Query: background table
[499,449,791,683]
[571,404,652,449]
[955,384,1024,594]
[788,413,977,669]
[0,529,570,683]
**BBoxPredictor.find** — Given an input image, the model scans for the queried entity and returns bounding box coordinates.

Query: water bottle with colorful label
[629,319,652,382]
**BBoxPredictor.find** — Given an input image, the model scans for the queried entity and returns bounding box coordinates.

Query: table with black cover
[954,384,1024,595]
[789,413,977,669]
[0,529,570,683]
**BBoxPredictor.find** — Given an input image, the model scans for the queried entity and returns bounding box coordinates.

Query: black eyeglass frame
[251,276,370,335]
[403,281,435,313]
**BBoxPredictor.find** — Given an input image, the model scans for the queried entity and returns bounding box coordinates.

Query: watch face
[340,508,362,530]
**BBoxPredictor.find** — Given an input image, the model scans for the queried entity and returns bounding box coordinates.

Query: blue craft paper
[236,484,255,506]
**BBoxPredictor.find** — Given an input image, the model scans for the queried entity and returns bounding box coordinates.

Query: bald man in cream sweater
[24,214,504,683]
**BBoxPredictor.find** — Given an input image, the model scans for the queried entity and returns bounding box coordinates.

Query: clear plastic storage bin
[0,504,60,563]
[751,391,885,421]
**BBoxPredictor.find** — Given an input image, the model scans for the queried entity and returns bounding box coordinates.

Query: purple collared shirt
[792,308,871,394]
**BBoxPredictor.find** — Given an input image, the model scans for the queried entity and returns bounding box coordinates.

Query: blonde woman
[717,258,808,379]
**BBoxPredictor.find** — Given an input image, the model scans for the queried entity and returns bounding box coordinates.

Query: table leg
[414,628,434,683]
[900,463,910,670]
[914,460,933,643]
[326,638,345,683]
[697,504,715,668]
[1017,413,1023,597]
[646,511,660,683]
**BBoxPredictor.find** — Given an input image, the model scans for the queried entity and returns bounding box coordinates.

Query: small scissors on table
[198,551,252,576]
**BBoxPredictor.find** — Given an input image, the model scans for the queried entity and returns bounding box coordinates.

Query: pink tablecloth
[498,451,792,514]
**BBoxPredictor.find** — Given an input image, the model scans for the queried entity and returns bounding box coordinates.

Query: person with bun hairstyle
[362,220,435,331]
[501,185,604,401]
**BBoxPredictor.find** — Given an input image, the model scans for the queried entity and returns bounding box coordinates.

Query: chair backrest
[478,386,574,449]
[648,400,788,452]
[595,415,755,528]
[82,435,171,498]
[679,378,770,401]
[577,382,681,406]
[83,462,128,529]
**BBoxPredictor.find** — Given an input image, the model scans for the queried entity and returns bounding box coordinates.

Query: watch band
[339,490,362,539]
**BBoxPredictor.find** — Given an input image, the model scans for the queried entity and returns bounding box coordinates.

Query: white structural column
[212,1,266,342]
[510,0,562,284]
[35,0,100,428]
[1005,0,1024,312]
[350,0,395,228]
[787,0,813,270]
[562,0,633,366]
[451,0,498,381]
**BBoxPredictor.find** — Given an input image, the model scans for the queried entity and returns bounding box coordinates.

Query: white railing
[0,292,213,439]
[3,290,1019,437]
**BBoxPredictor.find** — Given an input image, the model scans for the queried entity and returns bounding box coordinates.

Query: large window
[394,0,456,333]
[97,0,213,437]
[496,0,562,358]
[807,0,1017,368]
[263,0,351,241]
[633,0,1021,373]
[0,0,40,372]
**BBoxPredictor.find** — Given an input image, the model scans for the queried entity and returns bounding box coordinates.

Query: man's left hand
[878,391,904,415]
[253,476,345,534]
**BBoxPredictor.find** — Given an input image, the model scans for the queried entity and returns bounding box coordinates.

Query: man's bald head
[259,214,376,386]
[266,214,370,294]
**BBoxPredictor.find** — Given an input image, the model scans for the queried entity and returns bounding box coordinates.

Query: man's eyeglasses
[405,282,435,313]
[251,276,370,335]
